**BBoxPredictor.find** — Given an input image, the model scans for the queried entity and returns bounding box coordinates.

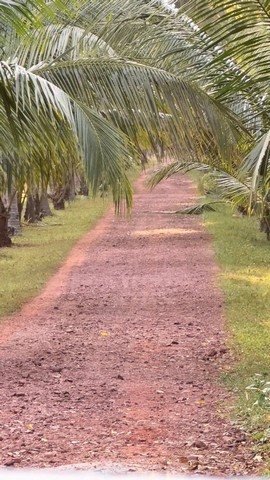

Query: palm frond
[11,24,116,68]
[241,131,270,177]
[0,0,71,39]
[240,130,270,208]
[148,161,210,189]
[185,0,270,90]
[149,156,252,208]
[74,103,133,211]
[36,57,247,160]
[213,170,251,206]
[176,201,221,214]
[0,0,37,33]
[0,61,133,209]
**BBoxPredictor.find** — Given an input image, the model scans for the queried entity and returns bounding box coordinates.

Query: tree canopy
[1,0,270,231]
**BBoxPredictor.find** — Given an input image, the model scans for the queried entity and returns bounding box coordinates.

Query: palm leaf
[176,201,221,214]
[0,0,71,39]
[213,170,251,206]
[149,156,252,208]
[185,0,270,90]
[0,61,133,209]
[11,24,116,68]
[36,57,246,160]
[240,130,270,208]
[148,161,210,189]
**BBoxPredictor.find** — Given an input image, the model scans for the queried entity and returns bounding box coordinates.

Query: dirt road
[0,174,256,474]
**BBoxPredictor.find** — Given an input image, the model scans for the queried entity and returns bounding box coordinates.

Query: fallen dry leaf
[100,331,109,337]
[25,424,34,431]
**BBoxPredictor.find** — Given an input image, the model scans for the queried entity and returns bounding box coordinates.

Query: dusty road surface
[0,174,257,474]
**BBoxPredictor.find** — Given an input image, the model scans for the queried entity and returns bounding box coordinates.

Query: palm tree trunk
[24,193,36,223]
[78,174,89,196]
[50,186,65,210]
[8,190,21,235]
[0,197,11,247]
[34,192,41,220]
[65,175,76,202]
[40,192,52,217]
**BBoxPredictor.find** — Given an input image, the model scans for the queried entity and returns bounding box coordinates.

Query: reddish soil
[0,174,257,474]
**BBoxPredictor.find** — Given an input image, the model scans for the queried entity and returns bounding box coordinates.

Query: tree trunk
[50,187,65,210]
[0,198,11,247]
[53,197,65,210]
[65,175,76,202]
[24,193,36,223]
[78,175,89,196]
[34,192,41,220]
[17,189,24,224]
[40,192,52,217]
[8,190,21,235]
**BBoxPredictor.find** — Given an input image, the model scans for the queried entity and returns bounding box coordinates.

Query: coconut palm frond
[0,61,133,209]
[36,57,247,160]
[179,168,254,212]
[85,0,177,57]
[186,0,270,52]
[0,0,37,33]
[0,64,58,155]
[241,131,270,176]
[148,161,211,189]
[212,170,251,206]
[74,103,133,211]
[153,2,267,138]
[11,24,116,68]
[239,130,270,209]
[149,155,252,207]
[76,0,171,31]
[186,0,270,87]
[176,201,222,215]
[0,0,71,38]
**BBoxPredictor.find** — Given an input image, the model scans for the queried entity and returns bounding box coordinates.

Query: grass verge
[203,201,270,444]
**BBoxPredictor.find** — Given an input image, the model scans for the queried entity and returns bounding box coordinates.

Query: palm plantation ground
[0,175,259,473]
[1,0,270,474]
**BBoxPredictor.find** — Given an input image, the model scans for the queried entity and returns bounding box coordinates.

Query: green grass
[203,202,270,432]
[0,196,111,318]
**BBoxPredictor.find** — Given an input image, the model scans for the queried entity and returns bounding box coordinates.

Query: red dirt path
[0,174,257,474]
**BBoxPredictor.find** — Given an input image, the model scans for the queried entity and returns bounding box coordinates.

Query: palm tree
[0,1,133,244]
[148,0,270,237]
[0,0,256,245]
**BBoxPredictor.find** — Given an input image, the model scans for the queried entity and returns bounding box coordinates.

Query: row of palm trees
[150,0,270,238]
[0,0,269,245]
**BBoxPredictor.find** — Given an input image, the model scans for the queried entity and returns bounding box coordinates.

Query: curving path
[0,174,256,474]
